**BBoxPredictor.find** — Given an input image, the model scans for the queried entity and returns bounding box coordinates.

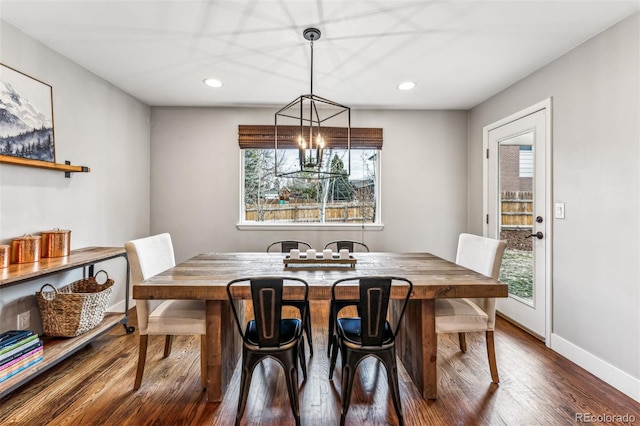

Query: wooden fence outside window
[501,191,533,228]
[245,201,375,223]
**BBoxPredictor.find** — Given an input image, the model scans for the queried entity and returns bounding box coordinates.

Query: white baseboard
[550,333,640,402]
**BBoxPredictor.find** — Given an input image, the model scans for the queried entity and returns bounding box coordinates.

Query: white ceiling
[1,1,638,109]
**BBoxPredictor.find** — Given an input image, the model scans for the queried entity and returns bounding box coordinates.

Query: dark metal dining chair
[266,240,312,253]
[323,240,369,253]
[328,276,413,426]
[324,240,369,357]
[266,240,314,357]
[227,276,309,426]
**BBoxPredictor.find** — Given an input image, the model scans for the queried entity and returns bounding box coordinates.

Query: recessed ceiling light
[203,78,223,88]
[397,81,416,91]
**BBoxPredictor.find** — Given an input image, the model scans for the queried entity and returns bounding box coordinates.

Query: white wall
[0,21,151,333]
[468,13,639,399]
[150,107,469,263]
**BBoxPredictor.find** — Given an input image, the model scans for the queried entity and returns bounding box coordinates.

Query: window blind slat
[238,125,382,149]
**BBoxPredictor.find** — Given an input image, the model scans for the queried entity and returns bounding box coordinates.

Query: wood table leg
[422,299,437,399]
[205,299,241,402]
[396,298,438,400]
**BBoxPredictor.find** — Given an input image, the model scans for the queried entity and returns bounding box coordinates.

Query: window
[239,126,382,227]
[519,145,533,178]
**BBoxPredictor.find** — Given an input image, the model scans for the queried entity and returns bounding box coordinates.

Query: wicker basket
[37,270,114,337]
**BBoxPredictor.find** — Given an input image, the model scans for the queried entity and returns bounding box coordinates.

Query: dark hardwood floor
[1,302,638,425]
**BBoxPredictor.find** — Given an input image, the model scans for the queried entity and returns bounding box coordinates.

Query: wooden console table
[0,247,133,399]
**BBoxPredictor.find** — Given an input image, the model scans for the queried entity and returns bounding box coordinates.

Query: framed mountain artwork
[0,63,55,163]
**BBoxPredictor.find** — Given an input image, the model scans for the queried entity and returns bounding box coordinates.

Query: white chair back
[455,233,507,329]
[125,233,176,334]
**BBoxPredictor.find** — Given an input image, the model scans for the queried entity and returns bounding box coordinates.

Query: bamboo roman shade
[238,125,383,149]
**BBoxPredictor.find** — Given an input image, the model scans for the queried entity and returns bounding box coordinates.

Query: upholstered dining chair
[435,233,507,383]
[323,240,370,253]
[125,233,207,390]
[266,240,314,357]
[227,276,309,426]
[328,276,413,426]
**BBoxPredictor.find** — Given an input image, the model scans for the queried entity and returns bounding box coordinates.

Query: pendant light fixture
[274,28,351,179]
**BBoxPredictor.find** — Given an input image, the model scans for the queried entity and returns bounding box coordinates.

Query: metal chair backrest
[227,276,309,348]
[324,240,370,252]
[252,278,283,347]
[331,276,413,345]
[266,240,313,253]
[360,277,391,345]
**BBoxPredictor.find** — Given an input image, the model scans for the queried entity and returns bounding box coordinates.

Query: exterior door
[484,100,551,341]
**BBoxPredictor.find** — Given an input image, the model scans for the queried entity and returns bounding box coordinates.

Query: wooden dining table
[133,252,508,402]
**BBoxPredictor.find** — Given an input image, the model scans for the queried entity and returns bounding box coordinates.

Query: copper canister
[10,235,41,264]
[41,228,71,258]
[0,245,9,268]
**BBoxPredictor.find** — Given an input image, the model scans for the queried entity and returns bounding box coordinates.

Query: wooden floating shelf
[0,154,90,176]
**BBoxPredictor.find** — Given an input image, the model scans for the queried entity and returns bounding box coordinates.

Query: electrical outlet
[17,311,31,330]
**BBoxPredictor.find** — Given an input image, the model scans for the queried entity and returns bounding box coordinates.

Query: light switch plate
[555,203,565,219]
[17,311,31,329]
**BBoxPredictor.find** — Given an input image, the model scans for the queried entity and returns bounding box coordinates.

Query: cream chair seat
[125,233,206,389]
[435,233,507,383]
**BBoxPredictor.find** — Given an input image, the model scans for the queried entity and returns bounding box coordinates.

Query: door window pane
[499,134,534,303]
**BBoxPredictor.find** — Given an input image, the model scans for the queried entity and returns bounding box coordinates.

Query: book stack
[0,330,44,383]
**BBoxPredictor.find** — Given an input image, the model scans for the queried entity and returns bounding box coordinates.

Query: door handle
[526,232,544,239]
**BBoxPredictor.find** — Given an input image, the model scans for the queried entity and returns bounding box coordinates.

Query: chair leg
[299,339,307,382]
[327,300,335,357]
[339,349,363,426]
[163,335,174,357]
[381,349,404,426]
[339,363,354,426]
[236,349,253,426]
[305,304,313,357]
[134,334,148,390]
[328,335,339,380]
[486,330,500,383]
[458,332,467,352]
[284,362,301,426]
[200,335,207,389]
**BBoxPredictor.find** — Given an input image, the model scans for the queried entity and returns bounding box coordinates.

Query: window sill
[236,222,384,231]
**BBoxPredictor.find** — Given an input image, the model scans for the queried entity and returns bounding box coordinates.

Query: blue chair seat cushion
[245,318,302,346]
[336,317,394,345]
